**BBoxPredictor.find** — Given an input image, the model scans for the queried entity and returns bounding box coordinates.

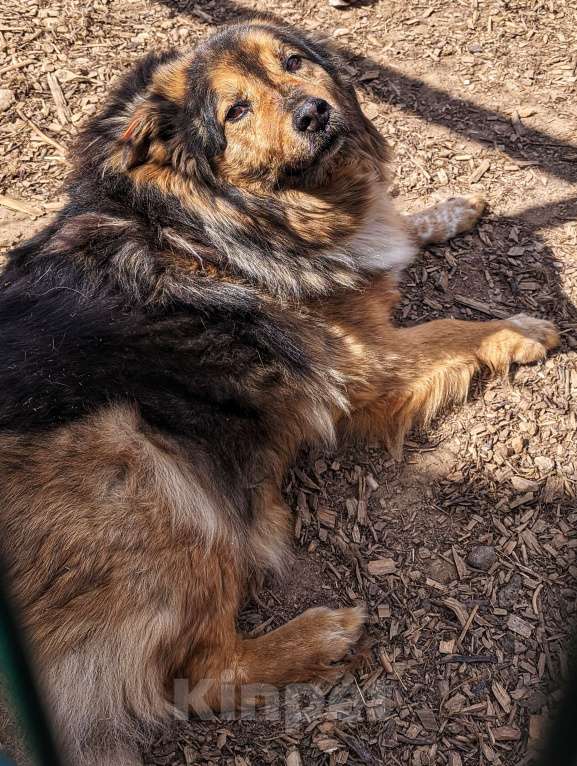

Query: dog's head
[77,21,386,194]
[195,22,366,190]
[69,21,390,300]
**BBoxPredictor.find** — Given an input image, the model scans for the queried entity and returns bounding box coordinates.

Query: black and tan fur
[0,20,558,766]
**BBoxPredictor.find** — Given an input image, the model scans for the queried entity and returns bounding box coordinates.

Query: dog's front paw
[506,314,560,363]
[409,195,487,246]
[304,605,367,680]
[451,194,487,233]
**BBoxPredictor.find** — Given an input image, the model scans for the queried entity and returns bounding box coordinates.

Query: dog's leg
[190,606,366,712]
[406,195,486,247]
[348,314,559,458]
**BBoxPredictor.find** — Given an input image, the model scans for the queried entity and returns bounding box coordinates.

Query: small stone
[366,473,379,492]
[511,436,525,454]
[0,89,15,113]
[498,573,523,609]
[328,0,351,6]
[437,168,449,185]
[520,421,538,436]
[534,456,554,473]
[466,545,496,571]
[518,105,538,118]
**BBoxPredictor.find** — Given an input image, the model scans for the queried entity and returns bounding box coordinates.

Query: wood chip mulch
[1,0,576,764]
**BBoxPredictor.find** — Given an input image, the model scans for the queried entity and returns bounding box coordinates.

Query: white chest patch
[348,215,417,276]
[329,199,417,279]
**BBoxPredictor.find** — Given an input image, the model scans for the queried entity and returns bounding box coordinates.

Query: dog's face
[207,26,350,188]
[98,22,381,194]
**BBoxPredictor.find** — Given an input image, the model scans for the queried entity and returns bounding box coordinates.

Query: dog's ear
[74,50,226,181]
[117,101,161,170]
[115,70,226,179]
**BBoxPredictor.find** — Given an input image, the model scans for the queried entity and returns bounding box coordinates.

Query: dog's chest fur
[334,194,417,279]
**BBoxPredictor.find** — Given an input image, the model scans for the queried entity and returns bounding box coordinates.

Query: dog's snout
[293,97,331,133]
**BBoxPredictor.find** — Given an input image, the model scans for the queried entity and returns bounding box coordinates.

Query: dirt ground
[1,0,576,764]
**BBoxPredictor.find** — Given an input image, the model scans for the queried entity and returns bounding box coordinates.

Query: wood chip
[443,597,468,627]
[314,737,341,753]
[377,604,391,619]
[454,294,509,318]
[451,545,467,580]
[469,158,491,183]
[368,558,397,576]
[439,638,455,654]
[529,714,545,741]
[317,507,336,528]
[491,680,512,713]
[378,646,393,673]
[286,750,303,766]
[0,195,42,217]
[444,692,466,715]
[15,107,68,156]
[507,613,533,638]
[416,708,438,731]
[492,726,521,742]
[46,71,72,124]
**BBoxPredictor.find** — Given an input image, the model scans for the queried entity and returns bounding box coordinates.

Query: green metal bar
[0,567,63,766]
[536,629,577,766]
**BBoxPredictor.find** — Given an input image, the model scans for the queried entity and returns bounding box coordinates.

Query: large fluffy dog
[0,20,558,765]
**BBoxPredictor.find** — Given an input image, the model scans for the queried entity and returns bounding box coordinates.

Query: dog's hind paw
[506,314,560,362]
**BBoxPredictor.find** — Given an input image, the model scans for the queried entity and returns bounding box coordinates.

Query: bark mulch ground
[1,0,576,763]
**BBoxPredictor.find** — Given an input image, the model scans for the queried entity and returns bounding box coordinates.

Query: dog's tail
[40,620,178,766]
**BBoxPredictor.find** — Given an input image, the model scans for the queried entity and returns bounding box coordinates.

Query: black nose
[293,97,331,133]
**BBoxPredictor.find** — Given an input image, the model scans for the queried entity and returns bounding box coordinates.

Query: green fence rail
[0,567,62,766]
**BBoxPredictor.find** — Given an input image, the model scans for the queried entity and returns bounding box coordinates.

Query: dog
[0,19,559,766]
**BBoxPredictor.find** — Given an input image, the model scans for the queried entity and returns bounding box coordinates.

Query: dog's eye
[285,55,303,73]
[225,103,249,122]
